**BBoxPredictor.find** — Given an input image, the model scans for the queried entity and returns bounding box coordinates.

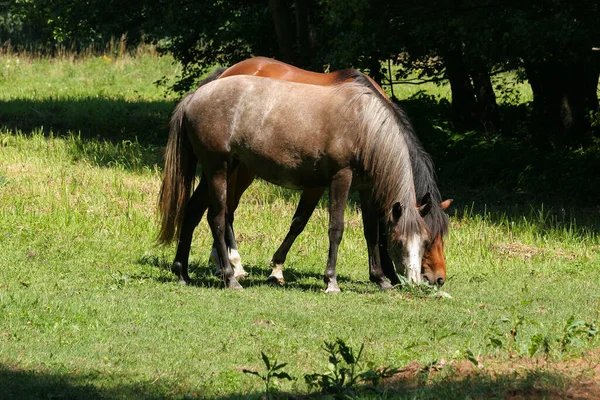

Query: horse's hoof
[324,284,341,294]
[378,281,394,291]
[226,279,243,290]
[171,262,190,285]
[266,275,285,286]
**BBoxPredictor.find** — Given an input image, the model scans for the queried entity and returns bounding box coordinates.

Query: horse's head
[421,199,452,287]
[386,194,432,285]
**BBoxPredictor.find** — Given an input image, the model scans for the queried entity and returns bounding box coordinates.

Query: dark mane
[392,102,449,240]
[202,68,227,86]
[336,68,449,240]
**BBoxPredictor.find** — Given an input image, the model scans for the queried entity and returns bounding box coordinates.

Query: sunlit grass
[0,54,599,398]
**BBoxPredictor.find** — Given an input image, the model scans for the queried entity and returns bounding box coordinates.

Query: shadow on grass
[0,364,168,400]
[1,361,589,399]
[0,97,174,171]
[136,254,363,293]
[0,97,174,144]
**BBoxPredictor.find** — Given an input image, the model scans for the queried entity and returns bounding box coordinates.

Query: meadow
[0,51,599,399]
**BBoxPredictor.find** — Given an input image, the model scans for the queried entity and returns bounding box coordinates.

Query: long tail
[157,92,196,244]
[157,68,228,244]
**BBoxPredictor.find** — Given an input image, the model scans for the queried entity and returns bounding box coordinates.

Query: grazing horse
[166,57,451,288]
[158,75,432,291]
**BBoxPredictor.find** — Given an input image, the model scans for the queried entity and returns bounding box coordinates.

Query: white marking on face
[405,234,424,284]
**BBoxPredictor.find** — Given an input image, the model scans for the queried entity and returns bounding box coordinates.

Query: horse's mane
[335,70,449,240]
[335,82,425,237]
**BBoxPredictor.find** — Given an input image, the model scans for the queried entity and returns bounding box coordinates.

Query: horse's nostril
[423,275,431,283]
[436,276,445,286]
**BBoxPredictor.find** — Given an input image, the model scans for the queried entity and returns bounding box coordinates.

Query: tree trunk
[444,45,478,130]
[525,54,598,146]
[293,0,312,68]
[471,63,500,131]
[268,0,296,64]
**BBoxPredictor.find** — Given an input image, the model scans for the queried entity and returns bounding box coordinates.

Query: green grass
[1,53,599,399]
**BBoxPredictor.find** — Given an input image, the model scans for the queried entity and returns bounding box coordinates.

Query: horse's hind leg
[205,159,242,290]
[268,188,324,285]
[210,166,254,279]
[358,190,393,290]
[171,178,209,285]
[324,169,353,293]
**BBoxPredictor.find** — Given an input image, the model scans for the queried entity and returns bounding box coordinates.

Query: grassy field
[1,52,599,399]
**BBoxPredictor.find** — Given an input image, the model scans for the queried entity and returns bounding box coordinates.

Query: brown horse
[167,57,451,288]
[159,76,432,291]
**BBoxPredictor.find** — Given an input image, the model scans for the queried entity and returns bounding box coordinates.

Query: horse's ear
[392,202,402,222]
[418,193,432,217]
[440,199,453,211]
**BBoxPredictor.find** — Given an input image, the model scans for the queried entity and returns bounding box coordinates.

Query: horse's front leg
[171,178,209,285]
[378,213,401,285]
[205,160,242,290]
[324,169,353,293]
[358,190,393,290]
[268,188,324,285]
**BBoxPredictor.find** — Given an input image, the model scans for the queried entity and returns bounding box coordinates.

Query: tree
[5,0,599,145]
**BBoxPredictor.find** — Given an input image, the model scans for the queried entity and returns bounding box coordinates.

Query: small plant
[404,329,457,353]
[485,327,505,351]
[528,334,552,359]
[558,316,598,353]
[243,352,294,399]
[463,349,479,367]
[304,338,398,397]
[499,297,534,355]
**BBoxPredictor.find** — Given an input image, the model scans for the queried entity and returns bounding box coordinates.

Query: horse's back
[220,56,377,88]
[184,76,364,188]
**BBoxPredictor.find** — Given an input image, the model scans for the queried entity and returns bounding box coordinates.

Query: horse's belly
[234,150,340,190]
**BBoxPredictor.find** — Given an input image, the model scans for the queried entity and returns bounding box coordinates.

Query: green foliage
[153,0,276,93]
[243,352,294,399]
[304,338,398,397]
[558,316,598,352]
[484,305,598,359]
[2,0,151,52]
[528,334,552,359]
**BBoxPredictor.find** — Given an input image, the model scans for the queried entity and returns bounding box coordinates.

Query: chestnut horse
[167,57,451,288]
[159,76,432,291]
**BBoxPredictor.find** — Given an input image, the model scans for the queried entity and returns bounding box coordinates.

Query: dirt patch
[491,242,543,260]
[491,242,578,261]
[384,351,600,399]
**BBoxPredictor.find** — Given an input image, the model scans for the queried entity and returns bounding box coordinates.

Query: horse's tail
[157,68,227,244]
[157,92,196,244]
